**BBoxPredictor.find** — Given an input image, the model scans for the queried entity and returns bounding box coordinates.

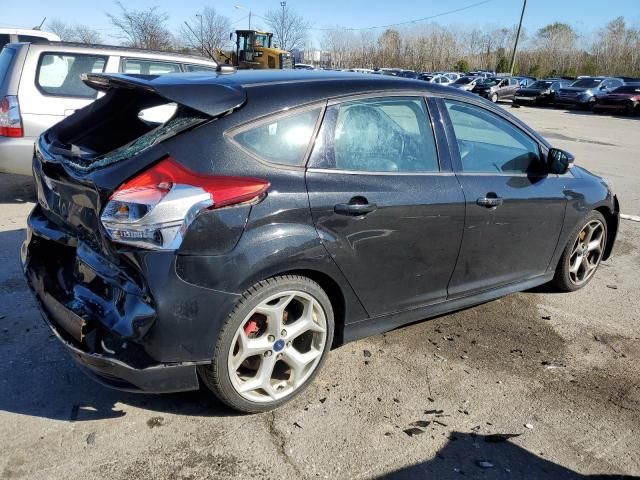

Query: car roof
[0,28,60,40]
[9,41,217,64]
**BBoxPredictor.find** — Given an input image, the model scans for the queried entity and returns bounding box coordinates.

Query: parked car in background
[0,28,59,49]
[450,76,483,91]
[294,63,315,70]
[379,68,402,76]
[472,76,520,102]
[0,41,218,175]
[444,72,462,82]
[468,71,494,79]
[418,73,452,85]
[513,79,573,106]
[398,70,419,79]
[555,77,624,109]
[593,84,640,115]
[23,70,619,412]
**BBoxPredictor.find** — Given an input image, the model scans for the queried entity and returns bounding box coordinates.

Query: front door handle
[476,196,503,208]
[334,202,377,216]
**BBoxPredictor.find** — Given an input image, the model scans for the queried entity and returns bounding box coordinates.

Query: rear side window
[18,35,49,43]
[184,64,217,72]
[232,108,321,166]
[310,97,439,173]
[37,53,106,97]
[122,59,181,74]
[0,47,15,87]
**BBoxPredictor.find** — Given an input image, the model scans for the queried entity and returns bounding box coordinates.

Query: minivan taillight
[0,96,23,138]
[100,157,270,250]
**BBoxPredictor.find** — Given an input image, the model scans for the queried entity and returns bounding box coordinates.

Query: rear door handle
[334,202,377,216]
[476,196,503,208]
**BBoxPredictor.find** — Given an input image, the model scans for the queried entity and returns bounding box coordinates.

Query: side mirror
[548,148,574,174]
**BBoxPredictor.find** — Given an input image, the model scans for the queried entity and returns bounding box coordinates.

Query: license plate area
[40,290,88,343]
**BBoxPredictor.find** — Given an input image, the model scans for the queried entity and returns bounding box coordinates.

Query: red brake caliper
[244,317,262,338]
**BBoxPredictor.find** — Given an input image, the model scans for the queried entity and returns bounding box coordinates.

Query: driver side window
[311,97,439,172]
[444,99,543,175]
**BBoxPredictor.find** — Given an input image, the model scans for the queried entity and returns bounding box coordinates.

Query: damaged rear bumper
[22,207,240,393]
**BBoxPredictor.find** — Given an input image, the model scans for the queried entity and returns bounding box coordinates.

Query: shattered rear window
[65,108,208,172]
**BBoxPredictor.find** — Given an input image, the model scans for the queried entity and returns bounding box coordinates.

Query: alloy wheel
[227,290,328,403]
[568,220,606,286]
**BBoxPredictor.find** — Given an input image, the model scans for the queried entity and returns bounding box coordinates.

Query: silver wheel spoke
[231,330,271,370]
[286,301,326,339]
[570,254,582,274]
[255,294,295,337]
[282,348,322,381]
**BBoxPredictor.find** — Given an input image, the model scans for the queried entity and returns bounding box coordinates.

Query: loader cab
[231,30,292,69]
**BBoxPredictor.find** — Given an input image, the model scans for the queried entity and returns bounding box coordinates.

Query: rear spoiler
[83,73,247,118]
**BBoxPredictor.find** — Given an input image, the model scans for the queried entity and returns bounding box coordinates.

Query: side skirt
[342,273,554,344]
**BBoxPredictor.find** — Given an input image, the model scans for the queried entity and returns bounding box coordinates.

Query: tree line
[47,3,640,78]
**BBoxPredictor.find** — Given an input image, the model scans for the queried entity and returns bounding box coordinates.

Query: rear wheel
[552,211,607,292]
[490,92,498,103]
[199,275,334,412]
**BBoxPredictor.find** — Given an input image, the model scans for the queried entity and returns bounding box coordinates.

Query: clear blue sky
[3,0,639,46]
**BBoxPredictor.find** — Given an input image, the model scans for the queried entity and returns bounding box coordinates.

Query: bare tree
[264,4,311,51]
[107,2,173,50]
[47,19,102,44]
[180,7,231,59]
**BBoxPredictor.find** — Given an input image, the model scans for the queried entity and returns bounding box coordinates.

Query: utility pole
[196,14,203,56]
[509,0,527,76]
[280,1,286,49]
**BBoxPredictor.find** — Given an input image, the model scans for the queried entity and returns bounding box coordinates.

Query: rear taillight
[100,157,269,250]
[0,96,23,138]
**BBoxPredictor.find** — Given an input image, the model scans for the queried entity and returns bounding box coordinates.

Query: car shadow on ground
[0,174,36,204]
[377,432,638,480]
[0,227,240,422]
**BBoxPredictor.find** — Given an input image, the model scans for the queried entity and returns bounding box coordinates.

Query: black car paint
[513,81,571,105]
[22,71,619,393]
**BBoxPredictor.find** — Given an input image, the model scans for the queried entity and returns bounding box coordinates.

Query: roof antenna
[33,17,47,31]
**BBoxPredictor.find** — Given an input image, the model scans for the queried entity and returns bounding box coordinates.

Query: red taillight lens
[102,157,270,250]
[113,157,270,209]
[0,96,23,138]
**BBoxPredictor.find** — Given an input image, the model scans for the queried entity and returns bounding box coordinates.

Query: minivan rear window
[0,47,15,87]
[37,53,106,97]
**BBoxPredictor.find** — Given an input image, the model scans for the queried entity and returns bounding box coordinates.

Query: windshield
[254,34,270,48]
[453,77,473,85]
[571,78,602,88]
[530,81,553,89]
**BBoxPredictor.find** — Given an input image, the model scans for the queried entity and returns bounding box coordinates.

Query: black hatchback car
[22,70,619,412]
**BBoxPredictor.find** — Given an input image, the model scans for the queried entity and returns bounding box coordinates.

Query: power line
[311,0,494,31]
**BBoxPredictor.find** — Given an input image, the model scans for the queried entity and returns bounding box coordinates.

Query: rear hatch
[33,72,246,252]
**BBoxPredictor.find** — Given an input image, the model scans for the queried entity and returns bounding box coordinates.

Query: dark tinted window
[0,47,15,87]
[17,35,50,44]
[444,100,542,175]
[313,97,439,173]
[122,59,181,74]
[0,34,10,50]
[37,53,106,97]
[233,108,321,166]
[531,81,552,89]
[184,64,217,72]
[612,85,640,94]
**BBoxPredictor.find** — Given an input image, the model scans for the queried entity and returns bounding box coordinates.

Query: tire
[198,275,335,413]
[552,211,608,292]
[490,92,498,103]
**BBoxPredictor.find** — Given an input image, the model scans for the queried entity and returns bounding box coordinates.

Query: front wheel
[199,275,334,413]
[490,92,498,103]
[552,211,607,292]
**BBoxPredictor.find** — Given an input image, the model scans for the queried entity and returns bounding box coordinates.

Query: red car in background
[593,84,640,115]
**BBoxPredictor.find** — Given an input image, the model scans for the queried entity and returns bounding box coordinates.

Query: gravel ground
[0,106,638,480]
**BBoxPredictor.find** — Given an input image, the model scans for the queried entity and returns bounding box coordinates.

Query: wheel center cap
[273,339,285,352]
